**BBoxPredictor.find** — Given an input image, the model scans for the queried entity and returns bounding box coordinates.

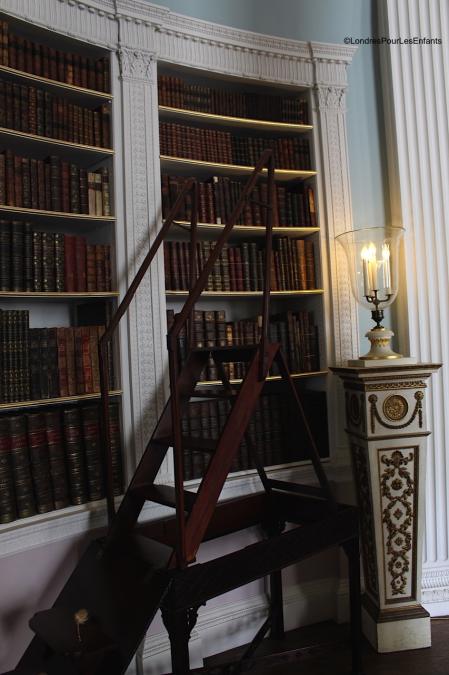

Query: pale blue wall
[150,0,387,348]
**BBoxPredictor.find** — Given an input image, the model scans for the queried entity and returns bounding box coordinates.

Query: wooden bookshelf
[160,156,316,181]
[0,291,119,299]
[197,371,328,387]
[159,105,313,133]
[0,389,122,412]
[0,64,113,102]
[0,21,123,528]
[172,221,320,236]
[0,205,115,222]
[0,127,114,160]
[159,66,328,479]
[166,290,324,298]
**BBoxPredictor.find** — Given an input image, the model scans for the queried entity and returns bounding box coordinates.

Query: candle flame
[382,243,390,260]
[361,243,376,261]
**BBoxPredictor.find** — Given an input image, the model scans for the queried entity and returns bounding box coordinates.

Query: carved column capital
[118,47,156,82]
[314,84,346,111]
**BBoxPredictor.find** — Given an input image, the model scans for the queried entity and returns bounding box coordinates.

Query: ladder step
[267,479,326,500]
[133,484,197,511]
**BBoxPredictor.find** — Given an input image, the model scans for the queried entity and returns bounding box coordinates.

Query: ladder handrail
[99,149,277,561]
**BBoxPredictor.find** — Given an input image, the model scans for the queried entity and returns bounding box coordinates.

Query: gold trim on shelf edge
[0,64,113,99]
[166,290,324,296]
[0,390,123,411]
[0,127,114,154]
[159,105,313,132]
[172,221,319,234]
[197,370,328,386]
[0,205,115,220]
[160,155,317,177]
[0,291,119,298]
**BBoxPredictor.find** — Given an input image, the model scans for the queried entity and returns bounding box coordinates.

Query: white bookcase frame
[0,0,358,560]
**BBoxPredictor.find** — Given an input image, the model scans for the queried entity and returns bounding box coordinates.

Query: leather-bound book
[20,85,29,133]
[44,409,70,509]
[86,245,96,292]
[79,167,89,214]
[32,230,43,291]
[54,232,65,292]
[108,402,123,495]
[9,414,36,518]
[23,222,33,292]
[56,327,68,397]
[0,220,10,290]
[47,327,59,397]
[29,328,42,400]
[94,244,106,292]
[89,326,100,393]
[62,407,88,505]
[87,171,96,215]
[74,327,85,394]
[305,239,316,289]
[0,152,5,205]
[63,234,76,292]
[42,231,56,292]
[21,156,31,208]
[101,167,111,216]
[70,163,80,213]
[0,416,17,523]
[38,327,50,399]
[26,412,54,513]
[81,405,103,501]
[65,327,76,396]
[11,220,24,291]
[61,161,70,213]
[49,155,61,211]
[75,235,87,292]
[30,158,38,210]
[18,309,30,401]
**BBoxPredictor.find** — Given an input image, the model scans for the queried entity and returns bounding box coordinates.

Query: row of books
[0,402,122,523]
[182,394,286,480]
[163,237,316,292]
[0,20,110,93]
[0,152,112,216]
[159,122,311,170]
[0,222,113,293]
[167,308,320,379]
[161,175,317,228]
[0,79,111,148]
[158,75,309,124]
[0,310,111,403]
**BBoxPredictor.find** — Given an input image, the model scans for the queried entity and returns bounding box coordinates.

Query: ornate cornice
[315,85,346,111]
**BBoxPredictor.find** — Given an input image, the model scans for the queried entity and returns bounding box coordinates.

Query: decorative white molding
[379,0,448,583]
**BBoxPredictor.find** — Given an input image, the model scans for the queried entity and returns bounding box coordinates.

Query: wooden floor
[206,619,449,674]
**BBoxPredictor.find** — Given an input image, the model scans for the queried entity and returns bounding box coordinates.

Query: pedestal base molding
[362,597,431,652]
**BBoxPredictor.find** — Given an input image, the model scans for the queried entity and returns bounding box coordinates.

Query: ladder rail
[99,151,278,568]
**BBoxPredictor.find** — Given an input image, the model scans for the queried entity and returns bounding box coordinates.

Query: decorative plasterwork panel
[378,446,418,602]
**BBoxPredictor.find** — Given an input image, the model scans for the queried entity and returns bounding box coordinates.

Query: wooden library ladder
[7,150,363,675]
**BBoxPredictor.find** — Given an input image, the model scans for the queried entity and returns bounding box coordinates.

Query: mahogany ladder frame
[98,149,281,568]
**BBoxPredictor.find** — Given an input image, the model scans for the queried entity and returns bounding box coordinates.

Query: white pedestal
[332,363,441,653]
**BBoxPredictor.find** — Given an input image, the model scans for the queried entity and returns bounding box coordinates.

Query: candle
[382,243,391,293]
[367,242,377,293]
[361,246,371,296]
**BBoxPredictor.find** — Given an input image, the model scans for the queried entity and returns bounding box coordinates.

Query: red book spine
[64,234,76,292]
[75,236,87,292]
[56,327,68,397]
[81,327,93,394]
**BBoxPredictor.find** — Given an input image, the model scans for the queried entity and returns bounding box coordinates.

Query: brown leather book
[75,235,87,292]
[65,327,76,396]
[63,234,76,292]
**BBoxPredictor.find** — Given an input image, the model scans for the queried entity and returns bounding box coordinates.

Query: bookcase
[157,65,330,482]
[0,14,124,525]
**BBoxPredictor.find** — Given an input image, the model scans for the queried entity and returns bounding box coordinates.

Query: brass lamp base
[348,327,417,368]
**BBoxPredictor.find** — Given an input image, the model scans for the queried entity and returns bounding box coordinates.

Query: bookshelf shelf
[166,290,324,298]
[0,205,115,223]
[197,370,328,387]
[0,64,113,102]
[160,156,316,181]
[0,389,122,412]
[159,105,313,134]
[0,127,114,160]
[172,221,319,237]
[0,291,119,299]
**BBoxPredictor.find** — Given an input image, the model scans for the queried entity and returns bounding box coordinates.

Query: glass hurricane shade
[335,226,404,311]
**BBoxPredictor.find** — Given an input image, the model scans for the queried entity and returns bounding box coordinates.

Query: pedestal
[332,363,441,653]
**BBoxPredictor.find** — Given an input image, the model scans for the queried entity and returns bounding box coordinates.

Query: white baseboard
[141,576,349,674]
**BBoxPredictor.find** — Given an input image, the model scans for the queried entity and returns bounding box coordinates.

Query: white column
[380,0,448,614]
[117,47,170,482]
